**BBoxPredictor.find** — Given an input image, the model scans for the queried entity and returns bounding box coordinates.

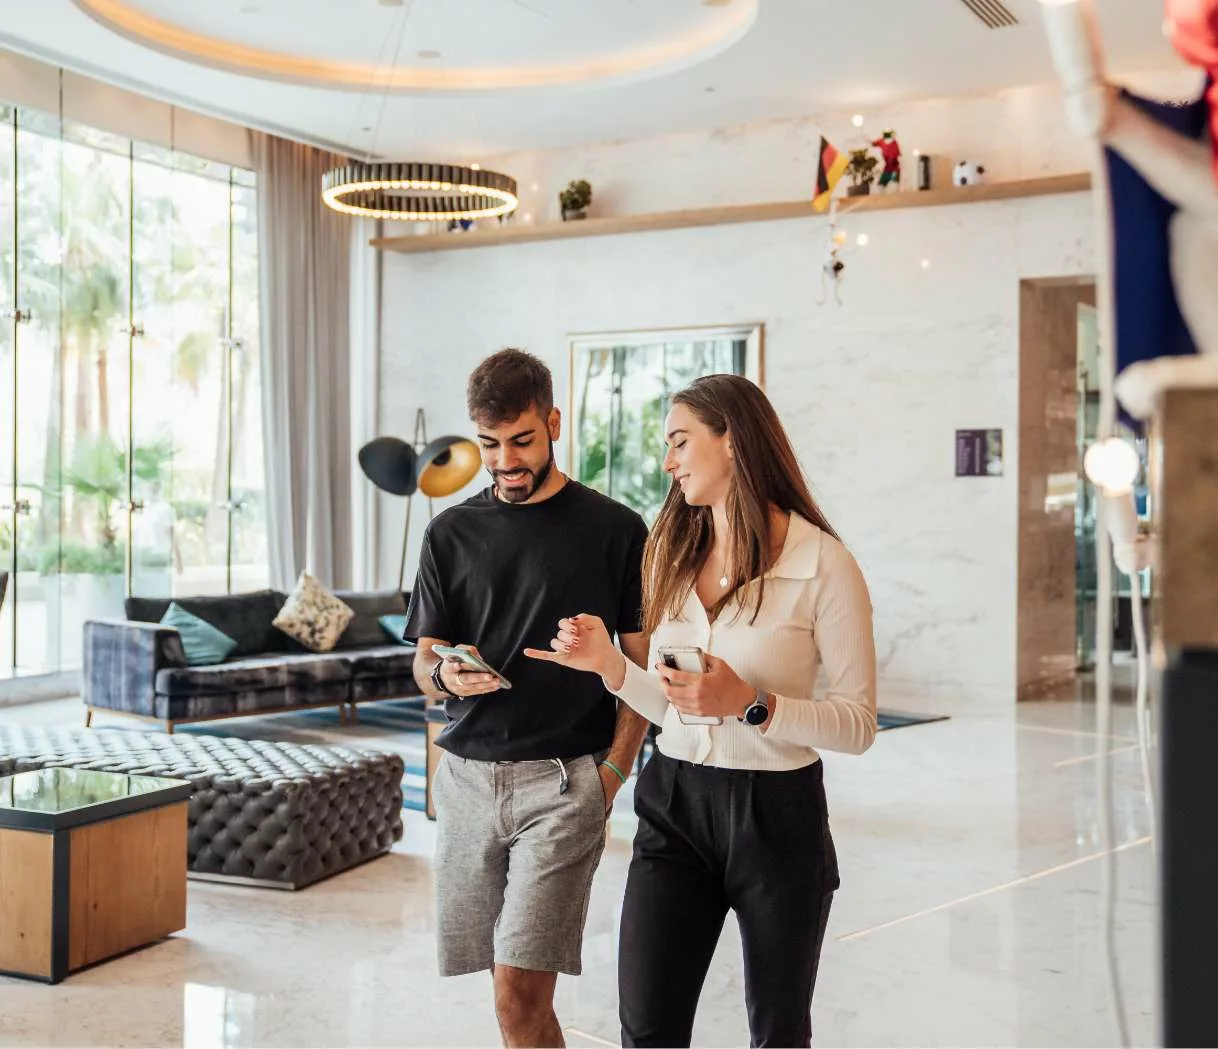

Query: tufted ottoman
[0,727,404,889]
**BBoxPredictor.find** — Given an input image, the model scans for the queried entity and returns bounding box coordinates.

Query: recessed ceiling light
[857,233,869,246]
[921,258,931,269]
[852,114,864,127]
[471,163,482,171]
[417,49,442,60]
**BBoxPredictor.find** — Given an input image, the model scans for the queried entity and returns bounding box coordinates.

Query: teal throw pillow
[161,602,238,666]
[378,613,412,646]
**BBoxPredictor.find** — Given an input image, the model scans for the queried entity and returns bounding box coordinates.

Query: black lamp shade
[358,437,418,496]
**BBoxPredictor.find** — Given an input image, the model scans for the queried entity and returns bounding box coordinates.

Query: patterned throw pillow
[272,572,355,653]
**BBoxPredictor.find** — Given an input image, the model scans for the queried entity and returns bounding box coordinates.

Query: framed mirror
[567,323,764,523]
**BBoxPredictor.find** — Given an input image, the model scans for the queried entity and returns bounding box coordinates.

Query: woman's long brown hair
[642,374,840,634]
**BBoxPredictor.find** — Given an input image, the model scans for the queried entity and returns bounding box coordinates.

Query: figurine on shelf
[872,129,902,191]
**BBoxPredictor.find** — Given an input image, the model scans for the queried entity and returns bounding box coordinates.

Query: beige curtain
[251,132,353,590]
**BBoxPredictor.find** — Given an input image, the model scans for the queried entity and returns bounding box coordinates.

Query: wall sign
[956,428,1004,477]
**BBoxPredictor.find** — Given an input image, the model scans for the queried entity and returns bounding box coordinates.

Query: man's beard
[492,442,555,503]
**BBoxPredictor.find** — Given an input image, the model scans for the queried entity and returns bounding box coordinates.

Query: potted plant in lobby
[846,148,879,196]
[559,179,593,221]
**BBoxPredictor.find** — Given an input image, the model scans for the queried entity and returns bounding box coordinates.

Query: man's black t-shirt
[404,480,648,762]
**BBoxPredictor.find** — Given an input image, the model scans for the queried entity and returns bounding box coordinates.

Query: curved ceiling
[0,0,1188,158]
[70,0,759,92]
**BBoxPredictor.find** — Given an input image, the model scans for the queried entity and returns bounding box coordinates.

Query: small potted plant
[559,179,593,221]
[846,149,879,197]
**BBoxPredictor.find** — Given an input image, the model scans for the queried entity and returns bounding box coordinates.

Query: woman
[525,374,877,1048]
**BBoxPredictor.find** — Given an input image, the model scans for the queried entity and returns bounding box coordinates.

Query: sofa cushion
[343,643,418,680]
[127,589,289,657]
[273,573,354,653]
[334,590,408,649]
[153,681,352,722]
[156,651,353,697]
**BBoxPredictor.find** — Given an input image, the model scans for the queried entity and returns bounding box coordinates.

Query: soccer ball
[953,161,987,186]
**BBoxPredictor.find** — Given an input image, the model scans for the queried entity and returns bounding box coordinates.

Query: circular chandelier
[322,161,518,222]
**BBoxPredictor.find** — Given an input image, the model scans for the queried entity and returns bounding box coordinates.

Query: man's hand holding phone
[432,644,510,697]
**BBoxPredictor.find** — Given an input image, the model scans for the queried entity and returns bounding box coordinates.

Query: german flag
[813,136,848,212]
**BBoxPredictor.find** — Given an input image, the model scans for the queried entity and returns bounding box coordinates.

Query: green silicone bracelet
[600,759,628,785]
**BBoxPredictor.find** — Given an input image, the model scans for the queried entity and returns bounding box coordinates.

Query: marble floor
[0,689,1157,1048]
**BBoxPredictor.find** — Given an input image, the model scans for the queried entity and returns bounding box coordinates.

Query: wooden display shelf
[371,173,1092,255]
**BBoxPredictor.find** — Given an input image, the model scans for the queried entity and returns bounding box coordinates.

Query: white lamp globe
[1083,437,1140,495]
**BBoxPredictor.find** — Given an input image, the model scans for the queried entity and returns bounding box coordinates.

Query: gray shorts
[432,751,608,977]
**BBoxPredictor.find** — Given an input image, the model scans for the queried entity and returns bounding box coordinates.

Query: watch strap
[431,657,457,697]
[744,688,770,726]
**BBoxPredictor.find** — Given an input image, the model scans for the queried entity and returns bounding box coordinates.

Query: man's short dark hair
[467,348,554,427]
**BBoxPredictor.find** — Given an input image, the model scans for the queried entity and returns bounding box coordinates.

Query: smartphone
[432,645,513,690]
[658,646,722,725]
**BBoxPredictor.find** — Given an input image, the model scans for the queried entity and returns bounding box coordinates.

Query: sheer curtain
[251,132,353,590]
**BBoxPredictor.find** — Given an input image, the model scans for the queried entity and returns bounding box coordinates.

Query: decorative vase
[561,208,588,222]
[847,184,871,197]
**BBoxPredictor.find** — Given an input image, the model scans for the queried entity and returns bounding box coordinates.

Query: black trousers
[619,753,839,1048]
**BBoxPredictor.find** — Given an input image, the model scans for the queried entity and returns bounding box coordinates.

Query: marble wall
[372,77,1211,703]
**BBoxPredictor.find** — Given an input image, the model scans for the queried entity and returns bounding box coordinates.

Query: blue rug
[877,709,948,731]
[174,701,947,814]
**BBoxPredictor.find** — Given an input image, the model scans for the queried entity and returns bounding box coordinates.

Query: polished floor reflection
[0,692,1156,1047]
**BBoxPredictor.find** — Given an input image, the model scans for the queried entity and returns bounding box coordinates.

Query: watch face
[745,703,768,726]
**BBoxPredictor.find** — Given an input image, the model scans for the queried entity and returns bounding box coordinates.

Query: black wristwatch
[742,688,770,727]
[431,657,458,698]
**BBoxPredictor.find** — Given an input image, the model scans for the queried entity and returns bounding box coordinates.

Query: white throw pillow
[273,572,354,653]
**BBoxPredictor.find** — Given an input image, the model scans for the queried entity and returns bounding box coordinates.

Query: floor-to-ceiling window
[0,104,264,678]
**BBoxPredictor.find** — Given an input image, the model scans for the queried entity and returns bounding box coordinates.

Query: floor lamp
[358,408,481,590]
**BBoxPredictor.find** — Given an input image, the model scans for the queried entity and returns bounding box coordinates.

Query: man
[406,348,651,1049]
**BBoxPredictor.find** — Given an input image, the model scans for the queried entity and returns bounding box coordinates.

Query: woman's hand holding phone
[657,652,754,722]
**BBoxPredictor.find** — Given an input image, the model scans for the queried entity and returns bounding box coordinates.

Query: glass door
[14,108,65,674]
[0,105,16,675]
[227,171,267,593]
[1075,303,1151,668]
[0,98,264,679]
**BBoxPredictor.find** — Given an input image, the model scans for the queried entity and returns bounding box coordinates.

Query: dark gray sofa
[82,588,420,732]
[0,726,405,889]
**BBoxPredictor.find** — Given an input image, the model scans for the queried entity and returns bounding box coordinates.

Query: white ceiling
[0,0,1188,159]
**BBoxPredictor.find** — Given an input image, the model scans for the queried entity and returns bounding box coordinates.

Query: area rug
[170,700,947,814]
[876,709,949,731]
